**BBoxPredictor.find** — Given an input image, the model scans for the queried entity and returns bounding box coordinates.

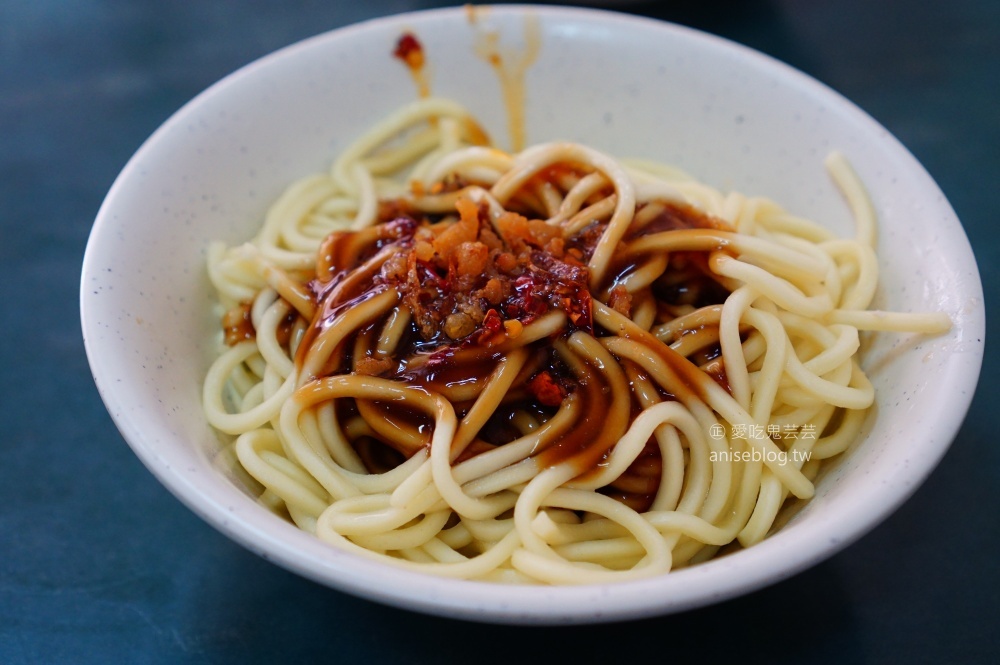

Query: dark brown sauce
[274,308,300,349]
[353,435,407,474]
[534,354,628,475]
[631,325,724,404]
[652,251,732,310]
[282,165,745,507]
[357,398,432,453]
[402,351,502,393]
[316,216,417,282]
[336,398,410,471]
[222,301,255,345]
[629,200,734,237]
[602,203,732,304]
[294,284,390,378]
[703,358,732,394]
[600,440,662,512]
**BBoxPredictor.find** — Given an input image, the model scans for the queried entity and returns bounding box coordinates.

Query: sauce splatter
[471,13,541,152]
[393,32,431,98]
[391,12,543,151]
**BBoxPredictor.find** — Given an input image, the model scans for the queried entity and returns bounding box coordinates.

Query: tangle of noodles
[204,97,951,584]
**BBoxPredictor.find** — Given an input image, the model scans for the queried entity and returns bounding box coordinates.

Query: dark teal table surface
[3,1,996,662]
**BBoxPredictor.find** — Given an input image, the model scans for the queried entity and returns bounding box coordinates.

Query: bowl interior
[81,5,984,624]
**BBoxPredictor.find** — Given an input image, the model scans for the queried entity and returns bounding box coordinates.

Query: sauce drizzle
[471,13,541,152]
[393,32,431,98]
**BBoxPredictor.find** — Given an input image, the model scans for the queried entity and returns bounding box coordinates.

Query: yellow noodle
[203,98,950,584]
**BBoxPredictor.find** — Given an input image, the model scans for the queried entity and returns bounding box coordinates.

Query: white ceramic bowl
[81,5,984,624]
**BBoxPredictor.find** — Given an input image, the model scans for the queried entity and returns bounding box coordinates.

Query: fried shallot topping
[379,197,592,346]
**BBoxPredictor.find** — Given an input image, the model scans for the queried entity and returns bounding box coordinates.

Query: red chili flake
[527,371,566,407]
[513,275,534,293]
[482,308,503,333]
[468,308,507,347]
[426,347,453,368]
[568,289,593,331]
[393,33,425,70]
[414,259,450,292]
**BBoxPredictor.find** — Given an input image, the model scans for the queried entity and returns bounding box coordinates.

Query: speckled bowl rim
[81,5,984,624]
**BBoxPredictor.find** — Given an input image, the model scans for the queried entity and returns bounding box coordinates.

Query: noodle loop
[203,98,950,583]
